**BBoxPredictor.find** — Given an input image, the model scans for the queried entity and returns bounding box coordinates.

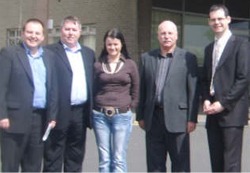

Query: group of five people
[0,3,249,173]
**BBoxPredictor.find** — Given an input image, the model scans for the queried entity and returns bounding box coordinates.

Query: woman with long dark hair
[92,28,139,172]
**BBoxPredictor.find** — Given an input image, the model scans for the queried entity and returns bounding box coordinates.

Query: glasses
[209,17,226,23]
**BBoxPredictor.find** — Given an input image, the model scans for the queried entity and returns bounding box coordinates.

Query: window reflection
[183,15,212,65]
[231,20,250,41]
[151,0,250,66]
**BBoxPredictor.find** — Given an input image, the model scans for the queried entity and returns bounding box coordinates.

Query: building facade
[0,0,249,64]
[2,0,138,60]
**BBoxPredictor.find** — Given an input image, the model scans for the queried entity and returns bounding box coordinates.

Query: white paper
[42,124,53,141]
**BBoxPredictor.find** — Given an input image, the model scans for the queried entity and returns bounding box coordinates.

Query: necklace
[102,60,124,74]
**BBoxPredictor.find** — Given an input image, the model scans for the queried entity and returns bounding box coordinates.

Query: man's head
[157,20,178,53]
[21,18,45,53]
[208,4,231,38]
[60,16,82,49]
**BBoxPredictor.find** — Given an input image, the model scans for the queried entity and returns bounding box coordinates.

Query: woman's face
[105,37,122,58]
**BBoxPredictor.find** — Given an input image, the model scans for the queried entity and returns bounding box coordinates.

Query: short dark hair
[22,18,45,32]
[209,4,230,17]
[99,28,131,62]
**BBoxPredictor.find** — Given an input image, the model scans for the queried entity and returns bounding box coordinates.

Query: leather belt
[94,106,129,117]
[71,104,84,110]
[32,107,46,114]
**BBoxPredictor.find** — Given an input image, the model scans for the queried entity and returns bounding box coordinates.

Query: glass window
[230,19,250,40]
[153,0,183,11]
[183,14,212,65]
[6,28,21,46]
[225,0,250,18]
[151,1,250,66]
[185,0,222,14]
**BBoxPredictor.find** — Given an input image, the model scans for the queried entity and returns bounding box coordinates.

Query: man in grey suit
[136,20,199,172]
[201,4,250,172]
[43,16,95,172]
[0,18,58,172]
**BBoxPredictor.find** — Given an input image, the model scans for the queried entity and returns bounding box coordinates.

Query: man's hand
[48,120,56,128]
[203,100,211,114]
[138,120,145,130]
[0,118,10,129]
[203,100,224,115]
[187,121,196,133]
[206,101,224,115]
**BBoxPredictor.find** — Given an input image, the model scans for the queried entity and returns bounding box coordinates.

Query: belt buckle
[104,106,115,117]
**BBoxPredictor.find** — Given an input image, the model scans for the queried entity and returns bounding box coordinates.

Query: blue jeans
[92,109,133,173]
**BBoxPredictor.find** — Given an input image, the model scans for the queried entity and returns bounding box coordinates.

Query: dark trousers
[1,110,45,172]
[43,105,87,172]
[207,120,244,172]
[146,108,190,172]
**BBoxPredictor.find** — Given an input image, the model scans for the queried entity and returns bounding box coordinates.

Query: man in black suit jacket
[0,18,58,172]
[201,4,250,172]
[43,16,95,172]
[136,20,199,172]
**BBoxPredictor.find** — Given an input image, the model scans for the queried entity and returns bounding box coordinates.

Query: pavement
[1,114,249,172]
[83,114,250,172]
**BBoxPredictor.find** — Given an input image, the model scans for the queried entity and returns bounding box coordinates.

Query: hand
[203,100,211,114]
[138,120,145,130]
[187,121,196,133]
[0,118,10,129]
[48,120,56,128]
[205,101,224,115]
[209,101,224,114]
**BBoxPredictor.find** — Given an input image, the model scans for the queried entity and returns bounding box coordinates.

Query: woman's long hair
[99,28,131,62]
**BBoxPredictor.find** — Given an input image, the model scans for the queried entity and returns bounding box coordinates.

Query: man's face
[22,22,44,50]
[208,9,231,36]
[60,20,81,48]
[157,22,178,51]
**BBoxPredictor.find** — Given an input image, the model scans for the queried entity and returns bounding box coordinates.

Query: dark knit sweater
[93,58,139,111]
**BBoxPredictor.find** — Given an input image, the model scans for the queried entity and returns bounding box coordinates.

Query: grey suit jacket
[0,43,58,133]
[202,35,250,127]
[46,41,95,130]
[136,47,199,132]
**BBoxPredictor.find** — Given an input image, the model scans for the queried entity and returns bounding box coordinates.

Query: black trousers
[1,110,45,172]
[146,108,190,172]
[207,119,244,172]
[43,105,87,172]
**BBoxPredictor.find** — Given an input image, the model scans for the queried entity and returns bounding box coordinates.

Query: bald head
[158,20,177,34]
[157,20,178,53]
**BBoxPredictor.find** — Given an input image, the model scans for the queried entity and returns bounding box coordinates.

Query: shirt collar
[158,49,175,59]
[22,43,43,58]
[62,42,82,53]
[215,30,232,45]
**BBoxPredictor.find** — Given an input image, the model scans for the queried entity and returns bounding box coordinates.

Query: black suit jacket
[47,41,95,129]
[136,47,199,132]
[202,35,250,127]
[0,44,58,133]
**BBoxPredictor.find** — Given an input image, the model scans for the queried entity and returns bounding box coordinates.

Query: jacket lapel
[216,35,235,70]
[165,48,180,83]
[151,55,158,80]
[42,50,51,87]
[80,47,90,83]
[16,45,33,83]
[56,42,72,72]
